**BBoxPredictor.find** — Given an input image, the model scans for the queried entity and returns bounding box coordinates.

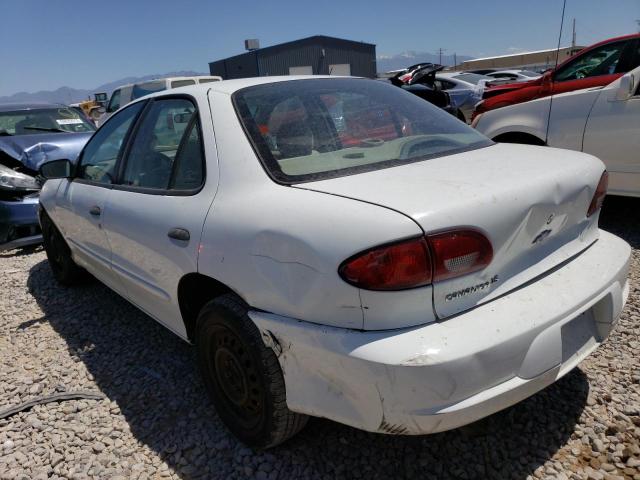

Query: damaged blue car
[0,103,94,251]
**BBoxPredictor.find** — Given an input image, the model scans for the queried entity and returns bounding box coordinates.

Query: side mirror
[39,159,73,179]
[615,74,635,101]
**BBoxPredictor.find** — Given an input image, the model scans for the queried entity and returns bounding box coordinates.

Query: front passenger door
[103,97,216,337]
[55,101,144,295]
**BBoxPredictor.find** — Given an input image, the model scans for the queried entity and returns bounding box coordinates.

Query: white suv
[100,76,221,125]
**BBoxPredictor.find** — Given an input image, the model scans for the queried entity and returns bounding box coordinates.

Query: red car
[473,33,640,120]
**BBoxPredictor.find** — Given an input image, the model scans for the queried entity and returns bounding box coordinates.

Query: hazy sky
[1,0,638,96]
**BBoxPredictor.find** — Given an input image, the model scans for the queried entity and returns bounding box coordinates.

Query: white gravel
[0,196,639,480]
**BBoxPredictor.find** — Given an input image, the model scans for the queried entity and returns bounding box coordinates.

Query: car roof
[138,75,358,99]
[0,102,68,112]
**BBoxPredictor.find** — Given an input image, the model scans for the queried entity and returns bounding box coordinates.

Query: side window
[77,102,144,184]
[555,41,627,82]
[106,89,121,113]
[171,120,204,190]
[121,98,198,190]
[171,79,196,88]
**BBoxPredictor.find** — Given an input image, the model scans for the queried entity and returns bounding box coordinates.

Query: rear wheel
[40,211,84,285]
[196,294,308,448]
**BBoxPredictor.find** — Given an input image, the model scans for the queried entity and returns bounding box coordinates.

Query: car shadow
[0,244,43,259]
[600,195,640,249]
[25,259,591,479]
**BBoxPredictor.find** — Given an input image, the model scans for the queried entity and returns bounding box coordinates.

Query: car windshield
[234,78,492,183]
[0,107,95,136]
[520,70,540,77]
[452,73,492,85]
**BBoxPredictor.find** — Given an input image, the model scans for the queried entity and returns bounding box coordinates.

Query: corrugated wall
[259,40,376,77]
[209,37,376,79]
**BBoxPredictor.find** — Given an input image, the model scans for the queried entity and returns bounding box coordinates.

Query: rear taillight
[587,171,608,217]
[339,229,493,291]
[428,229,493,282]
[339,237,432,290]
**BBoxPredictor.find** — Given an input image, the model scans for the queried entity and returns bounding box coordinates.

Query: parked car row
[475,33,640,116]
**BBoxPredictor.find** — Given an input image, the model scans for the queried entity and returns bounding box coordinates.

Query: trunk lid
[297,143,604,319]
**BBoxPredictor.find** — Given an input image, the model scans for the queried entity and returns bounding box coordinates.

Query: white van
[100,76,222,124]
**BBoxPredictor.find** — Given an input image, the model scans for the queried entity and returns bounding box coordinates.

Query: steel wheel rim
[210,325,264,428]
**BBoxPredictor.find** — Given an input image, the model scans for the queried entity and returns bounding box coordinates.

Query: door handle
[168,228,190,241]
[89,206,101,216]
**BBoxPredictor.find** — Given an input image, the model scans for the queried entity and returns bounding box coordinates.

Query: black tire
[40,210,84,285]
[196,294,308,448]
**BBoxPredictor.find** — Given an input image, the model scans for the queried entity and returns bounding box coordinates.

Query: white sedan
[435,72,494,122]
[38,76,630,448]
[473,65,640,197]
[486,69,542,83]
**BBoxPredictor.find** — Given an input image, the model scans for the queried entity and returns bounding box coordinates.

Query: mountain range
[0,51,475,105]
[0,71,207,105]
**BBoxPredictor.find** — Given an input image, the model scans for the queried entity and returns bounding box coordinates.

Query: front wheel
[40,210,84,285]
[196,294,308,448]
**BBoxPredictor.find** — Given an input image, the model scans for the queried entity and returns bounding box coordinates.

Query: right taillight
[427,229,493,282]
[587,171,608,217]
[339,229,493,291]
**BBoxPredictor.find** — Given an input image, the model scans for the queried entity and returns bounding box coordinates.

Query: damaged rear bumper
[0,195,42,252]
[250,230,630,435]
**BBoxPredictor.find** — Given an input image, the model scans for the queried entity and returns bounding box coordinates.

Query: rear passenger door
[103,96,217,337]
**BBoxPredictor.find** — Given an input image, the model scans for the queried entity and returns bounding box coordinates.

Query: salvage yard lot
[0,197,638,480]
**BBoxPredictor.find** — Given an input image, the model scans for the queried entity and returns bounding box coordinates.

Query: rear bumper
[0,195,42,252]
[250,230,630,435]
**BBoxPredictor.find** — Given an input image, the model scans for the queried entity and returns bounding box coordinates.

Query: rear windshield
[233,78,492,183]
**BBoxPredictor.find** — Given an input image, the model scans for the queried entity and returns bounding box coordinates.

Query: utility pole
[637,19,640,33]
[453,53,457,71]
[571,18,576,49]
[438,47,447,65]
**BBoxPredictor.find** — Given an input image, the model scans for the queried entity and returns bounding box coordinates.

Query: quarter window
[171,79,196,88]
[77,102,144,184]
[121,98,202,190]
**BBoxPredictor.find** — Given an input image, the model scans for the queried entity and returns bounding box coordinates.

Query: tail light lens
[428,229,493,282]
[587,171,608,217]
[339,229,493,291]
[339,237,432,290]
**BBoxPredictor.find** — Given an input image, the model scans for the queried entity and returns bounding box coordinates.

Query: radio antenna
[545,0,567,142]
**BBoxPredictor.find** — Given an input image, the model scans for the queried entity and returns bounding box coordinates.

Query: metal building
[209,35,376,79]
[455,46,585,72]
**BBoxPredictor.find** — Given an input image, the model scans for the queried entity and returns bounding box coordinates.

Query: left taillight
[339,237,432,291]
[587,171,608,217]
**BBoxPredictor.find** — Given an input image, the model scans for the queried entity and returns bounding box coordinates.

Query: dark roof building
[209,35,376,79]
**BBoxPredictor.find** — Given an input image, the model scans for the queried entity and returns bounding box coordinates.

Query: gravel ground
[0,196,638,480]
